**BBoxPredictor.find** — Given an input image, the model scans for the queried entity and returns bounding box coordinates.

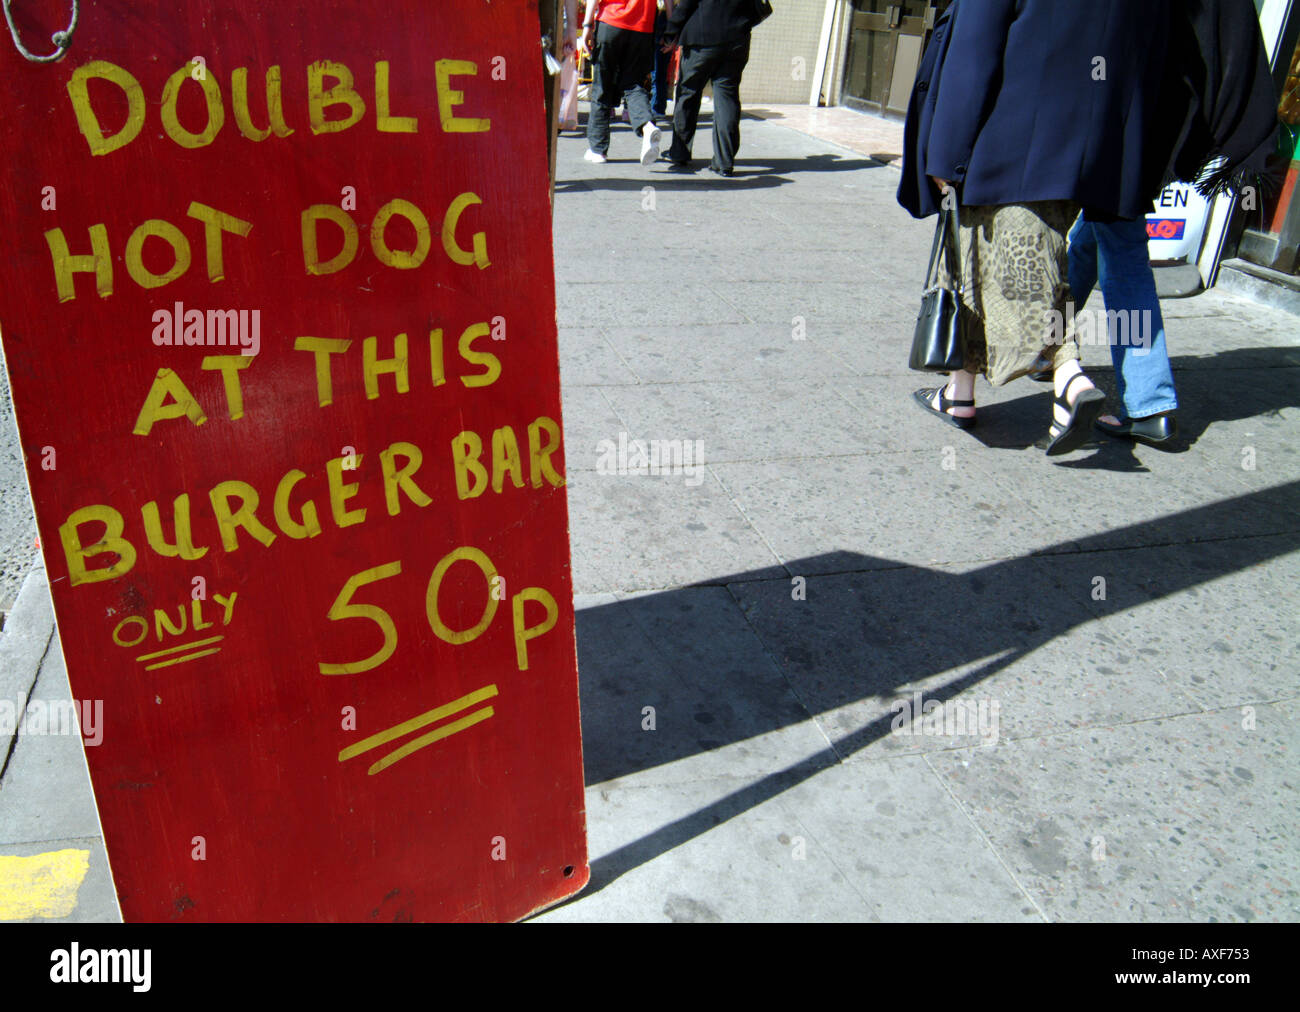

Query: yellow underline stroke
[137,635,224,661]
[367,707,494,776]
[143,647,222,670]
[338,684,499,762]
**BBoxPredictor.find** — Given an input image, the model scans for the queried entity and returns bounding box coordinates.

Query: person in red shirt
[581,0,663,166]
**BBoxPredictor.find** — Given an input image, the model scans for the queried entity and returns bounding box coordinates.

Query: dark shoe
[913,386,976,430]
[707,165,734,177]
[664,159,694,172]
[1095,413,1177,447]
[1027,354,1053,382]
[1044,372,1105,456]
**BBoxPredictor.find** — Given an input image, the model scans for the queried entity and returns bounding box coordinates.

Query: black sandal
[1044,372,1104,456]
[913,386,976,430]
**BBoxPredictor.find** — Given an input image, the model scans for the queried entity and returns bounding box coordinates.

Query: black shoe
[664,159,694,172]
[1027,354,1053,382]
[1095,413,1177,447]
[707,165,734,177]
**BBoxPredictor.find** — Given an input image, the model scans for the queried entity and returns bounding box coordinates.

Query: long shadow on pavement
[560,479,1300,903]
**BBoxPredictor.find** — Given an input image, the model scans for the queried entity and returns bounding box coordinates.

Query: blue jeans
[1067,216,1178,419]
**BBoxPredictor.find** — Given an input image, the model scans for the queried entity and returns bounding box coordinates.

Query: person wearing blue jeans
[1067,213,1179,446]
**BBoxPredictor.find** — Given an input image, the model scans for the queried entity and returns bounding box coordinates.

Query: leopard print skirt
[937,201,1082,386]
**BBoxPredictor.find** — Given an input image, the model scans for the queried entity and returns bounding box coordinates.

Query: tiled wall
[740,0,837,105]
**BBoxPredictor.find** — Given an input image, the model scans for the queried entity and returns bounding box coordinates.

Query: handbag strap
[924,208,949,288]
[927,199,966,293]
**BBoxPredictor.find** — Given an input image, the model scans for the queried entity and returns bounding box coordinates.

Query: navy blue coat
[899,0,1172,220]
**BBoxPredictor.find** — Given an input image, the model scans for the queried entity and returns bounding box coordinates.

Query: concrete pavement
[2,104,1298,922]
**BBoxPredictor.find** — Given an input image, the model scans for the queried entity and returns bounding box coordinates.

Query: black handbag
[908,205,968,373]
[752,1,774,25]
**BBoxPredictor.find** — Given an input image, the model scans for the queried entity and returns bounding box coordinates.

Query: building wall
[740,0,831,105]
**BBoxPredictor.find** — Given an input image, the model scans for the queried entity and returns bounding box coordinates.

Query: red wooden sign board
[0,0,588,921]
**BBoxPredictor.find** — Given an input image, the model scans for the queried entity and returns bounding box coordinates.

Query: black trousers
[587,21,655,155]
[668,37,751,173]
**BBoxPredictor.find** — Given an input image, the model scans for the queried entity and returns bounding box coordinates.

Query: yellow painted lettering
[362,333,409,400]
[160,64,225,147]
[308,60,365,134]
[209,480,276,552]
[44,225,112,302]
[426,546,498,645]
[458,321,501,387]
[154,605,187,640]
[58,505,137,586]
[65,60,145,156]
[379,441,432,516]
[294,336,351,406]
[140,495,208,560]
[124,219,191,290]
[429,328,446,387]
[231,65,294,140]
[512,586,558,671]
[441,192,490,269]
[186,202,253,282]
[213,591,238,624]
[527,415,565,488]
[435,60,490,132]
[133,368,207,436]
[491,426,524,493]
[273,468,323,539]
[370,198,430,269]
[375,61,417,133]
[201,355,253,420]
[326,454,366,528]
[301,204,358,275]
[451,431,487,499]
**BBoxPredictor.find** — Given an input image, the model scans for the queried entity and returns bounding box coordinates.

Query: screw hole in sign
[562,865,574,877]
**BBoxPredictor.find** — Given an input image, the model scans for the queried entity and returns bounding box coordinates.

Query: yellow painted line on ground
[0,849,90,920]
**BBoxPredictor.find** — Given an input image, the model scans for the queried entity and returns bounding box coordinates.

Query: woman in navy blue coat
[900,0,1172,455]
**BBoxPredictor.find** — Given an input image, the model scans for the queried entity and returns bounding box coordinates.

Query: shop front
[839,1,950,117]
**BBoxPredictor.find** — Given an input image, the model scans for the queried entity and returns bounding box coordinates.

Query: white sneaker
[584,149,607,163]
[639,123,662,166]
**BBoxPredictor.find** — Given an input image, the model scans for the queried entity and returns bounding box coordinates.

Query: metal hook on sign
[3,0,79,63]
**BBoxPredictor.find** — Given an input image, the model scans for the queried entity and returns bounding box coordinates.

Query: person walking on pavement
[582,0,663,166]
[651,2,676,123]
[1062,0,1283,450]
[898,0,1173,456]
[661,0,759,176]
[1064,216,1180,447]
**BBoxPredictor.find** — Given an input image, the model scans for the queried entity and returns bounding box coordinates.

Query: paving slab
[600,324,851,384]
[600,378,877,464]
[0,636,104,847]
[710,452,1059,573]
[930,705,1300,922]
[563,467,784,594]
